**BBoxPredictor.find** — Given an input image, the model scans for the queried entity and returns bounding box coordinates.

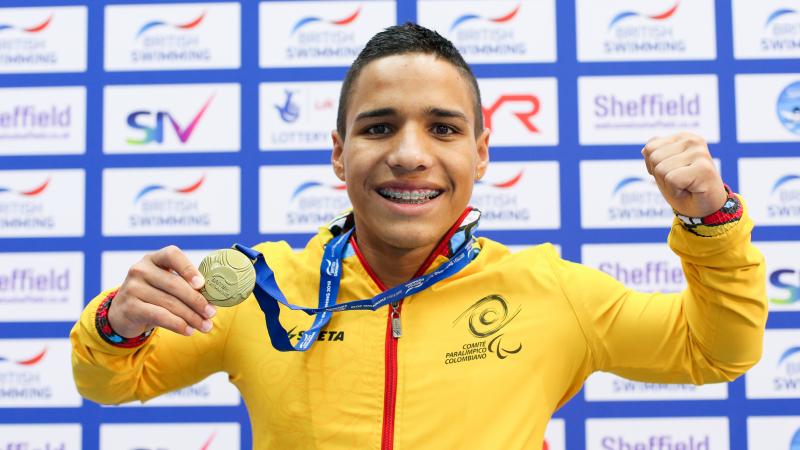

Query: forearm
[669,202,768,380]
[71,289,228,404]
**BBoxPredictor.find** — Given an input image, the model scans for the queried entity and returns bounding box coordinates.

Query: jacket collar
[325,207,480,291]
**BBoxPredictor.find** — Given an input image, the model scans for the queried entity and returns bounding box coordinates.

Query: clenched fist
[641,132,727,218]
[108,245,216,338]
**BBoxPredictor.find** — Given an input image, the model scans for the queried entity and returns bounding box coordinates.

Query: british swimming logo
[0,15,53,34]
[133,175,205,204]
[608,1,680,30]
[449,4,520,32]
[769,173,800,219]
[290,7,360,36]
[135,11,205,38]
[0,347,47,366]
[0,178,50,197]
[290,181,347,202]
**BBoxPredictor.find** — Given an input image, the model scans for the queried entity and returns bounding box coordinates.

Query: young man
[71,24,767,449]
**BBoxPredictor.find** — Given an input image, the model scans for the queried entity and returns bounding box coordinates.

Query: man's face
[332,53,489,252]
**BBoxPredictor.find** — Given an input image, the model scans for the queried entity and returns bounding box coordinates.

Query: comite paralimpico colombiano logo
[290,181,347,201]
[126,94,215,145]
[0,15,53,33]
[133,175,206,204]
[449,4,521,32]
[765,8,799,28]
[135,11,206,38]
[607,1,680,30]
[0,347,47,366]
[0,178,50,197]
[290,7,361,36]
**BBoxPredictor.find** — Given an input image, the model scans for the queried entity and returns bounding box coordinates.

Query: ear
[474,128,490,181]
[331,130,346,182]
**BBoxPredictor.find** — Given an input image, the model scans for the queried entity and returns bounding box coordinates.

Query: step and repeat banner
[0,0,799,449]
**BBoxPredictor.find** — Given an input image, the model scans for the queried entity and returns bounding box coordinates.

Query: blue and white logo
[777,80,800,135]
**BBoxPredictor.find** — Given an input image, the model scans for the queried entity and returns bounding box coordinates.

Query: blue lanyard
[234,229,479,352]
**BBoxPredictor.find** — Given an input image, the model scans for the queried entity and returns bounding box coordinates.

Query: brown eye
[432,124,455,135]
[366,124,392,135]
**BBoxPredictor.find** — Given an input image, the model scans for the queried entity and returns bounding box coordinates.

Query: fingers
[123,276,213,335]
[149,245,205,290]
[135,258,216,321]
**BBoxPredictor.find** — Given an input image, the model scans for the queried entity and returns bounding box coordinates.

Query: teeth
[378,188,441,204]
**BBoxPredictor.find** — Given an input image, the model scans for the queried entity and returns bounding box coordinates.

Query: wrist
[96,290,153,348]
[674,184,743,237]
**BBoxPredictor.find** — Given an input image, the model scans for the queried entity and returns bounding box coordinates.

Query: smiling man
[71,24,767,449]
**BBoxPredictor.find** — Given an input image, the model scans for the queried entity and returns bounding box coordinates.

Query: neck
[355,235,437,289]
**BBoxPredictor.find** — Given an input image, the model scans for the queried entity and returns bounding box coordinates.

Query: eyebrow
[427,107,468,123]
[354,107,397,122]
[353,107,469,123]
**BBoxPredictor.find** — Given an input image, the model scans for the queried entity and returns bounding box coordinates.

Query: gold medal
[198,248,256,307]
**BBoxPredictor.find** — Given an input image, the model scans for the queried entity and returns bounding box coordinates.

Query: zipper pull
[391,302,402,338]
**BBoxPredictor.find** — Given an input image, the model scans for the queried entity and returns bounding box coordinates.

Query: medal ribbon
[234,212,481,352]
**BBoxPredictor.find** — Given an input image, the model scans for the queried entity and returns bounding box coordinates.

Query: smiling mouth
[377,188,443,205]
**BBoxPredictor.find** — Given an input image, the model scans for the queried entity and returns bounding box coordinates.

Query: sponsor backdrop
[0,0,798,448]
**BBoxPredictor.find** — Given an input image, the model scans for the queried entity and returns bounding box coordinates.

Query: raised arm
[556,133,767,384]
[70,246,232,404]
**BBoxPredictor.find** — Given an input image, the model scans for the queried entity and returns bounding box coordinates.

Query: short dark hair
[336,22,483,139]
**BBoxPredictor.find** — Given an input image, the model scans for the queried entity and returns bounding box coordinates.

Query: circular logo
[198,248,256,307]
[777,80,800,135]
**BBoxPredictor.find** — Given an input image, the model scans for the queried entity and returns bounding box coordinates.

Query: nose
[386,124,434,173]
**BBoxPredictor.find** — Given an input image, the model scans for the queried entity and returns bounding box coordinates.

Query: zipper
[390,302,402,338]
[381,301,402,450]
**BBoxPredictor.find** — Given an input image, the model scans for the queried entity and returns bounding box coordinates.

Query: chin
[377,218,450,250]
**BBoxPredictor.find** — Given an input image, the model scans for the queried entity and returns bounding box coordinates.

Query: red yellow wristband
[674,184,743,237]
[95,290,153,348]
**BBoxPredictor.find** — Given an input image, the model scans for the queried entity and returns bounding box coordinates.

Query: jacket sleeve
[553,203,767,384]
[70,288,236,404]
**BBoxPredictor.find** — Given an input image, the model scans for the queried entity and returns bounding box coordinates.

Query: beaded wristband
[674,184,743,238]
[95,290,153,348]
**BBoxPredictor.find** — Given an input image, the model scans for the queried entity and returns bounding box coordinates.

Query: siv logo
[290,7,360,36]
[792,427,800,450]
[770,268,800,305]
[133,175,205,205]
[136,11,205,39]
[608,1,680,30]
[0,178,50,197]
[446,295,522,365]
[0,15,53,34]
[0,347,47,366]
[449,4,520,32]
[126,95,215,145]
[482,95,540,133]
[777,81,800,135]
[275,90,300,123]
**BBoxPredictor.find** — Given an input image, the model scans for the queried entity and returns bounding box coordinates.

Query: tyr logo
[454,295,522,360]
[482,95,540,133]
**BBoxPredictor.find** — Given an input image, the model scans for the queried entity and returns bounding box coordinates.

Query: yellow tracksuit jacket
[71,210,767,450]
